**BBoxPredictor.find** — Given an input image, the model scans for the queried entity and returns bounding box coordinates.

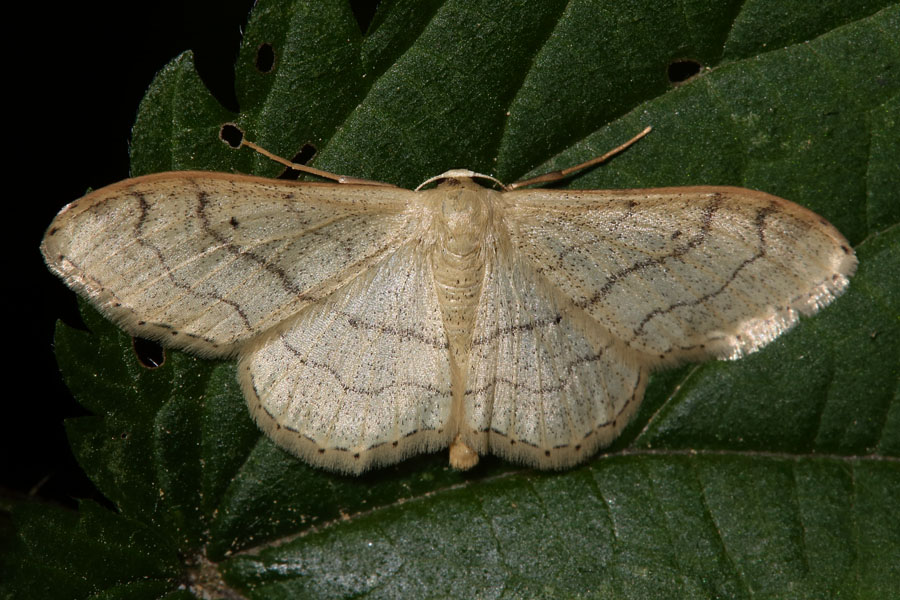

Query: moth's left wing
[42,172,416,357]
[239,240,453,474]
[502,186,857,363]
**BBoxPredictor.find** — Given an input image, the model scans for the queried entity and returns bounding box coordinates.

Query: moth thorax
[434,181,494,255]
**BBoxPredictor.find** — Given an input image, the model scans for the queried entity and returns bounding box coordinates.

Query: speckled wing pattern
[239,241,453,473]
[43,172,856,474]
[503,186,856,363]
[456,185,854,469]
[463,242,648,469]
[42,172,415,357]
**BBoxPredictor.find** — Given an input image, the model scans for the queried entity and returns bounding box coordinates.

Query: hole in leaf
[667,59,702,84]
[220,123,244,148]
[133,337,164,368]
[278,144,318,180]
[256,43,275,72]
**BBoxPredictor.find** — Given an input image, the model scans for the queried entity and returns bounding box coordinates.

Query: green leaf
[10,1,899,598]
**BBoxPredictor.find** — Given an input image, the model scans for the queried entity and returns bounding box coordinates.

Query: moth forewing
[42,171,416,359]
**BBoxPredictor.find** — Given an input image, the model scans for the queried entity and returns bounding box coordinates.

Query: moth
[42,128,856,474]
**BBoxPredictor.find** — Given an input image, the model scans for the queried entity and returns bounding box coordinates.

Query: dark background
[10,1,379,509]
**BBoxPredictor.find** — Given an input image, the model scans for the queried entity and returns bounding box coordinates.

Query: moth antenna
[508,126,652,190]
[240,138,398,187]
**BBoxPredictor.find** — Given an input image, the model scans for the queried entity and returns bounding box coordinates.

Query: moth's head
[414,169,507,192]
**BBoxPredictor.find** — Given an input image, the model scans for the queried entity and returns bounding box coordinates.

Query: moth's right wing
[464,245,648,470]
[501,186,856,363]
[42,171,417,357]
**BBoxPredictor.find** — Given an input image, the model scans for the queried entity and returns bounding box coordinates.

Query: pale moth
[42,127,857,474]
